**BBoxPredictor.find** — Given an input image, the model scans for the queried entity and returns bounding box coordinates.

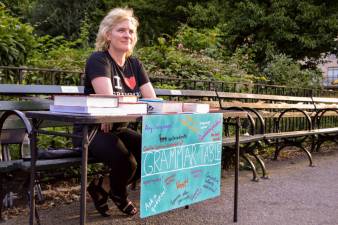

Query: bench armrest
[0,110,33,148]
[276,108,312,132]
[313,108,338,129]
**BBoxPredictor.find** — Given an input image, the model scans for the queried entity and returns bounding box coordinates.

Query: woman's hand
[101,123,112,133]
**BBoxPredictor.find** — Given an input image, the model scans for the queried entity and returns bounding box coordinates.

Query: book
[138,98,164,103]
[50,105,127,115]
[118,102,148,114]
[183,103,210,113]
[145,101,183,114]
[53,95,118,108]
[116,95,138,103]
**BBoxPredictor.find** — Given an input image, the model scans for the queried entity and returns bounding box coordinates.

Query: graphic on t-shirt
[113,75,123,90]
[123,75,136,90]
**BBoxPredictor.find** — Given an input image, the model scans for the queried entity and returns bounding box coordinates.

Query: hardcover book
[53,95,119,108]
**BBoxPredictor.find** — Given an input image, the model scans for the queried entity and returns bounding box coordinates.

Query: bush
[136,33,267,86]
[263,54,323,88]
[28,17,93,72]
[0,4,37,66]
[172,25,223,57]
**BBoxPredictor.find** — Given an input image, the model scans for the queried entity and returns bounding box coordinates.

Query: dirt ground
[2,147,338,225]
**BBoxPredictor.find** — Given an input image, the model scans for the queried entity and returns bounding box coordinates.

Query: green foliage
[153,83,179,90]
[137,37,221,80]
[27,45,91,84]
[0,0,33,20]
[26,0,209,45]
[36,127,73,150]
[28,9,93,72]
[28,0,99,41]
[25,22,93,84]
[221,0,338,68]
[1,0,333,89]
[184,0,228,28]
[263,54,322,88]
[100,0,193,45]
[136,29,267,85]
[172,25,224,57]
[0,4,37,66]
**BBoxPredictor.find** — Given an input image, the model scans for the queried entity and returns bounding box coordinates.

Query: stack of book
[50,95,211,115]
[182,102,210,113]
[139,98,210,114]
[50,94,148,115]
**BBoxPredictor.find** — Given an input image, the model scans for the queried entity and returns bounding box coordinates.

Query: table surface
[25,110,248,123]
[25,111,143,123]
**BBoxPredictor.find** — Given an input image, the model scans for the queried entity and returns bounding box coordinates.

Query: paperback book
[115,95,138,103]
[118,102,148,114]
[145,101,183,114]
[182,102,210,113]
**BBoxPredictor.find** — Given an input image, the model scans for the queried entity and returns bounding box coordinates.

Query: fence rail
[1,66,338,97]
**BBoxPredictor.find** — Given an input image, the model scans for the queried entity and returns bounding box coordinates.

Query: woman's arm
[91,77,114,132]
[91,77,114,95]
[140,82,156,98]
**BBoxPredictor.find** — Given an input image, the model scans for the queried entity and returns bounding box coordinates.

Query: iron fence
[1,66,338,97]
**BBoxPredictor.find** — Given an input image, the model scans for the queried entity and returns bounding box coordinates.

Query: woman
[79,7,156,217]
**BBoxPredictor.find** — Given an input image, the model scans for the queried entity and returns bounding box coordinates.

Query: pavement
[3,148,338,225]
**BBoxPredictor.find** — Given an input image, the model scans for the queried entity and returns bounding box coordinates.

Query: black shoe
[109,193,138,216]
[87,175,110,217]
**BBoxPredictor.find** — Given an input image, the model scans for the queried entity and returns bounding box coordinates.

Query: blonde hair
[95,8,139,56]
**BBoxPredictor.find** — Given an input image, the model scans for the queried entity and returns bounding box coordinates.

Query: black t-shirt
[84,51,150,96]
[73,51,150,146]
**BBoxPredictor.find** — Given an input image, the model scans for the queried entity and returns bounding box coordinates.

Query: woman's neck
[107,49,126,67]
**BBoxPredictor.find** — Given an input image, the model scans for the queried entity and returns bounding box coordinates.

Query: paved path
[4,149,338,225]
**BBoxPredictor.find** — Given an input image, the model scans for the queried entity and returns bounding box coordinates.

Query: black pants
[87,127,141,199]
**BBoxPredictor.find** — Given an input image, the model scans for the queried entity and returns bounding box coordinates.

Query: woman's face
[107,19,137,54]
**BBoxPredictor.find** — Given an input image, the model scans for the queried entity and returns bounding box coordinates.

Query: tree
[26,0,206,45]
[100,0,206,45]
[220,0,338,68]
[0,4,37,66]
[28,0,99,40]
[0,0,34,20]
[263,54,322,87]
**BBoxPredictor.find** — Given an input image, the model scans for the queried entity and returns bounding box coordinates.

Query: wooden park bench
[216,91,338,171]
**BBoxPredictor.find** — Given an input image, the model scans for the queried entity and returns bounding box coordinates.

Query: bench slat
[221,102,315,109]
[155,89,217,97]
[223,135,265,146]
[217,92,313,102]
[20,157,97,172]
[0,100,51,111]
[0,84,84,95]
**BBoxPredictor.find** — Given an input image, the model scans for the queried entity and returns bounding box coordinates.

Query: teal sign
[140,113,223,218]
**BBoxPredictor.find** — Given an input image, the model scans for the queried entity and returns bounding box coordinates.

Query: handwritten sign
[140,113,223,218]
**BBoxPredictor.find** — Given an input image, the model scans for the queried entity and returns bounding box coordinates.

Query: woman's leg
[115,127,141,183]
[89,131,137,199]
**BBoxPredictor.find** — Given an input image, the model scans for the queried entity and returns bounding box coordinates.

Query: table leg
[29,120,38,225]
[234,117,240,222]
[80,125,89,225]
